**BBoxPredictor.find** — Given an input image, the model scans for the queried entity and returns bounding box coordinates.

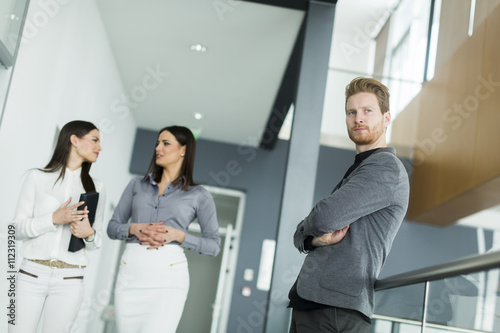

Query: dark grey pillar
[264,1,336,332]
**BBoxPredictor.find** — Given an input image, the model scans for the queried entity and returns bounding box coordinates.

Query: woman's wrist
[85,229,96,242]
[52,212,61,225]
[128,223,137,237]
[177,230,186,244]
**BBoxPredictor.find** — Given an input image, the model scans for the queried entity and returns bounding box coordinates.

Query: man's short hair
[345,77,390,114]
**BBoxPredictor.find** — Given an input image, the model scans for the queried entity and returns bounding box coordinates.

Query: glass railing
[372,251,500,333]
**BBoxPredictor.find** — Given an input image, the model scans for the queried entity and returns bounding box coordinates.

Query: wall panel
[435,0,471,73]
[474,0,500,29]
[473,9,500,185]
[396,5,500,225]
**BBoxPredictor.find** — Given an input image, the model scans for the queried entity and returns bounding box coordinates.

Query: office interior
[0,0,499,332]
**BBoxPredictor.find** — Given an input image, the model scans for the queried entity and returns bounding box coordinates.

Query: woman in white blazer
[9,120,105,333]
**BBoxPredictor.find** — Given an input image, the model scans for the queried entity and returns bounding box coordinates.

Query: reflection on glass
[0,0,17,47]
[427,269,500,332]
[426,275,479,327]
[0,0,27,55]
[372,319,422,333]
[373,268,500,333]
[386,0,432,118]
[374,282,426,322]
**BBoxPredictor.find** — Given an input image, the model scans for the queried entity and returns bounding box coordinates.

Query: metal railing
[373,251,500,333]
[375,250,500,291]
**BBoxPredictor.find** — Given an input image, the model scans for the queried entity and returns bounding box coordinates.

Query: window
[0,0,29,129]
[0,0,27,68]
[386,0,433,119]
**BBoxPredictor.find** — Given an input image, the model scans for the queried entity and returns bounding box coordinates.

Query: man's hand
[311,225,350,247]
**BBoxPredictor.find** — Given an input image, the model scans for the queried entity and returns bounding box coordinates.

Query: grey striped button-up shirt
[107,175,220,256]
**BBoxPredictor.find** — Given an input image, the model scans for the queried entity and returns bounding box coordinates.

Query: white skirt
[114,243,189,333]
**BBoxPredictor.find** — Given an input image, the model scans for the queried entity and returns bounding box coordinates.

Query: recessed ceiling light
[190,44,207,52]
[193,112,204,120]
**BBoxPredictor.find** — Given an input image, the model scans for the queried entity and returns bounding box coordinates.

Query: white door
[177,186,245,333]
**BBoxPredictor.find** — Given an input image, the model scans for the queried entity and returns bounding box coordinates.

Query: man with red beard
[288,77,410,333]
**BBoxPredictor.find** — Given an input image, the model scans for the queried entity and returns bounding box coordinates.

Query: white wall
[0,1,137,332]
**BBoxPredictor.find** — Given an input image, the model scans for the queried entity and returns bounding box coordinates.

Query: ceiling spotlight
[190,44,207,52]
[193,112,204,120]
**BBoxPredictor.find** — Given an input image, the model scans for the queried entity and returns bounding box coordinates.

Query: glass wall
[373,268,500,332]
[0,0,29,129]
[0,0,26,57]
[385,0,433,120]
[316,0,441,150]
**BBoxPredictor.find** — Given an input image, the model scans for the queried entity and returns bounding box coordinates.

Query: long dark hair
[143,125,196,190]
[40,120,98,192]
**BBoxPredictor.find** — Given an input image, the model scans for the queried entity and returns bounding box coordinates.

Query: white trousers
[115,243,190,333]
[8,259,84,333]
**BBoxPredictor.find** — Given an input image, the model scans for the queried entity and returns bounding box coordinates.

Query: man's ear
[384,111,391,129]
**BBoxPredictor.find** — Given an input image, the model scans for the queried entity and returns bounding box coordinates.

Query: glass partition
[1,0,18,53]
[373,268,500,333]
[0,0,28,130]
[0,0,28,66]
[375,283,427,323]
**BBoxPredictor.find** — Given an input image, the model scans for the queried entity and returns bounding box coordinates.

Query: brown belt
[29,259,85,269]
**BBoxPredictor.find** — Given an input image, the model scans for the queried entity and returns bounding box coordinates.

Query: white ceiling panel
[97,0,304,146]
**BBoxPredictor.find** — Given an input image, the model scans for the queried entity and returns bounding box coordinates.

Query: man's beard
[348,123,385,145]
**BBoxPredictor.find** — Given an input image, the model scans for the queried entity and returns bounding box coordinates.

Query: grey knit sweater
[293,147,409,318]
